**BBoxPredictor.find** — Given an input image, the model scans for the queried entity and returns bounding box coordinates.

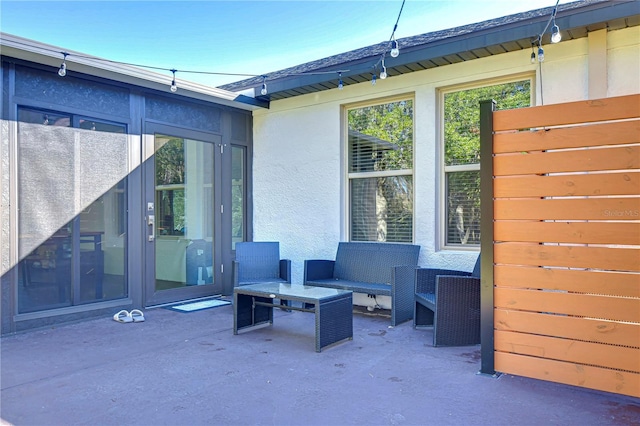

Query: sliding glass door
[16,107,129,313]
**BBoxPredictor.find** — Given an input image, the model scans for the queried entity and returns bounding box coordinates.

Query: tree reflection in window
[155,136,186,236]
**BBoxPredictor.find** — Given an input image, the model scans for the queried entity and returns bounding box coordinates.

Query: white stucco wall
[251,27,640,295]
[608,26,640,97]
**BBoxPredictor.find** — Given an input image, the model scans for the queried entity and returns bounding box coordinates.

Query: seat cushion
[415,292,435,310]
[307,279,391,296]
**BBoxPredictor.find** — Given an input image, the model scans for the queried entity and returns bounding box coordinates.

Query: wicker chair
[232,242,291,308]
[414,256,481,346]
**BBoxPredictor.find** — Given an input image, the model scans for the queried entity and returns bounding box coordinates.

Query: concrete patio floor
[1,300,639,426]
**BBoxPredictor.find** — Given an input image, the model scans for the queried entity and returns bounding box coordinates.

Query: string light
[551,22,562,43]
[58,52,68,77]
[170,69,177,92]
[13,0,566,97]
[529,0,561,63]
[530,44,536,64]
[13,0,406,94]
[260,76,268,95]
[550,2,562,44]
[390,37,400,58]
[538,45,545,62]
[370,0,405,84]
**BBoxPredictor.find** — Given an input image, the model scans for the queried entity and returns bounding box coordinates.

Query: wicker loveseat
[303,242,420,326]
[414,256,481,346]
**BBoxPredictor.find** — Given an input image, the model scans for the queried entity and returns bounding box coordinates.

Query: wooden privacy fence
[479,94,640,398]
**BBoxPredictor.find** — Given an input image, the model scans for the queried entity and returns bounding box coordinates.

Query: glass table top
[234,282,351,301]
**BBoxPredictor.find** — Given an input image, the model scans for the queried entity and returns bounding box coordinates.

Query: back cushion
[333,242,420,283]
[235,242,280,280]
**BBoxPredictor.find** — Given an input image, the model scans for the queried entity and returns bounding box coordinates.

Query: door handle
[147,215,155,241]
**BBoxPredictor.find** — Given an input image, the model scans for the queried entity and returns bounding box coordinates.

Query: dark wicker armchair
[232,242,291,308]
[414,256,481,346]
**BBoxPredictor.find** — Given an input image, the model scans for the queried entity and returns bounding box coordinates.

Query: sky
[1,0,567,88]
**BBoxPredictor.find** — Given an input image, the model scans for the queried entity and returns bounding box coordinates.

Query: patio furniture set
[232,241,481,352]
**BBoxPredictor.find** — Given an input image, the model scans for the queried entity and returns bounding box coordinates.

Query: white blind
[446,170,480,246]
[350,176,413,243]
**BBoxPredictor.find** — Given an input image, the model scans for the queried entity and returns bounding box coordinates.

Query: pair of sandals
[113,309,145,323]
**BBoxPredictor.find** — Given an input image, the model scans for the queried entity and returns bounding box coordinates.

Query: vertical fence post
[479,99,497,376]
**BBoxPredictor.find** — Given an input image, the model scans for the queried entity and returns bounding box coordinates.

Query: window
[155,137,187,236]
[17,107,128,313]
[347,98,414,243]
[154,135,216,240]
[231,145,246,249]
[442,79,531,247]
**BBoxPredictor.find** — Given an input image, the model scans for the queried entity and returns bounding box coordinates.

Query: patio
[1,303,638,425]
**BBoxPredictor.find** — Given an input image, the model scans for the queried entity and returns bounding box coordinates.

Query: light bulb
[530,51,536,64]
[380,65,388,79]
[390,40,399,58]
[538,46,545,62]
[551,25,562,43]
[170,69,177,92]
[338,72,343,90]
[58,53,68,77]
[371,74,377,86]
[261,82,267,96]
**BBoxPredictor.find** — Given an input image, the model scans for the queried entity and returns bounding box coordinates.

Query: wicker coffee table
[233,282,353,352]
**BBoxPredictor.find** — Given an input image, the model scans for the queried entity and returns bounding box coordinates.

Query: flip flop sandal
[130,309,145,322]
[113,310,133,323]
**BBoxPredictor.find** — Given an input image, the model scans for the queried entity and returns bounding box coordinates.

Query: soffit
[221,0,640,102]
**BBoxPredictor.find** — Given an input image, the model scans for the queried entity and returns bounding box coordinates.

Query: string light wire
[8,0,406,93]
[531,0,561,105]
[10,1,564,97]
[372,0,406,82]
[538,0,561,43]
[531,0,561,63]
[11,1,406,94]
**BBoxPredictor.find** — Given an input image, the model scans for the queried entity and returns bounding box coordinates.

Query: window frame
[438,75,534,251]
[343,94,416,244]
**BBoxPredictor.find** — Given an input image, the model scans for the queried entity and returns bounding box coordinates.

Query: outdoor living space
[1,303,638,426]
[1,1,639,419]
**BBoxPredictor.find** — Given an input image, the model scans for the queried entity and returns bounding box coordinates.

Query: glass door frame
[142,122,224,306]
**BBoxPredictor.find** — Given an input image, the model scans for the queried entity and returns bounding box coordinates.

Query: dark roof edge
[221,0,637,96]
[0,32,270,110]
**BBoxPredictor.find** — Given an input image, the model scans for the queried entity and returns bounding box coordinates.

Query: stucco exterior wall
[608,26,640,97]
[251,27,640,292]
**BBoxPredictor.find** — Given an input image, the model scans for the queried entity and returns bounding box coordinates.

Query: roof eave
[237,0,639,101]
[0,33,269,111]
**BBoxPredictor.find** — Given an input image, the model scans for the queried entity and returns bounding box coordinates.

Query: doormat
[167,299,231,313]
